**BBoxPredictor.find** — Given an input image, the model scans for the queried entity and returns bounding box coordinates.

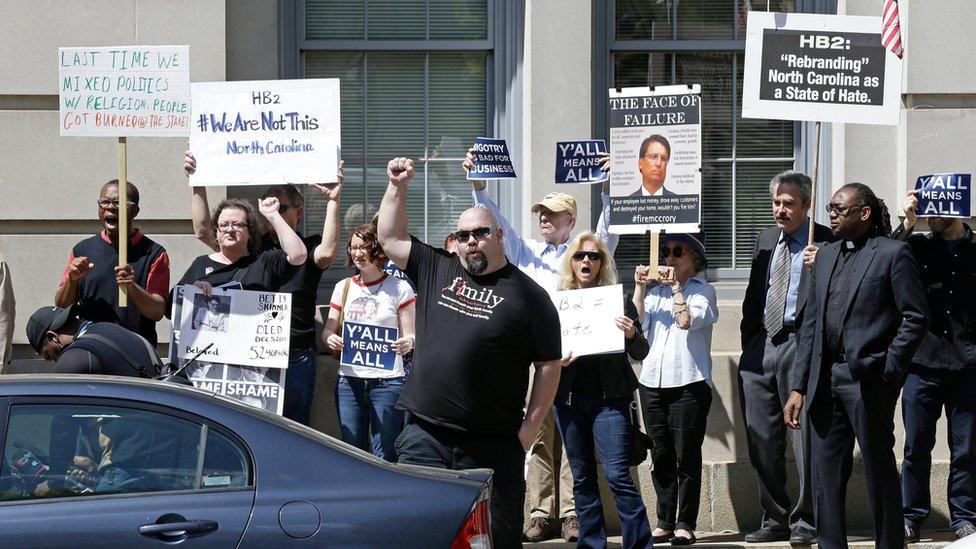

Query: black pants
[638,380,712,531]
[809,362,903,549]
[394,419,525,549]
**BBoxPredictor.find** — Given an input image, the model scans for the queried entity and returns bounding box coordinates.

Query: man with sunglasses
[379,157,563,549]
[739,170,833,545]
[184,152,344,425]
[55,180,169,346]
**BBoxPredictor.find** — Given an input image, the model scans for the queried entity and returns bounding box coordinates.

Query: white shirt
[641,185,664,196]
[472,190,618,293]
[638,275,718,388]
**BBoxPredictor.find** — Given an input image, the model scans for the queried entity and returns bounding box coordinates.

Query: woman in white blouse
[632,232,718,546]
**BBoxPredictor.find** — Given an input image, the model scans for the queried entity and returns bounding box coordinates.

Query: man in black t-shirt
[378,157,563,549]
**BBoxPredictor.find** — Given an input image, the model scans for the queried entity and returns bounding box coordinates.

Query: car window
[0,404,204,501]
[201,429,249,489]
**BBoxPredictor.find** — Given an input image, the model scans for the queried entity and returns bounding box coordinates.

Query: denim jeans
[555,397,652,549]
[96,467,145,493]
[336,375,405,462]
[902,367,976,531]
[282,348,317,425]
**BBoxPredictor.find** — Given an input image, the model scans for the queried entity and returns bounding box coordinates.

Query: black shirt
[54,322,159,377]
[824,235,869,356]
[396,237,562,436]
[261,233,326,351]
[168,249,292,317]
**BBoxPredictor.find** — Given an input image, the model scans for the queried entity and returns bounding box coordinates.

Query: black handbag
[629,400,651,466]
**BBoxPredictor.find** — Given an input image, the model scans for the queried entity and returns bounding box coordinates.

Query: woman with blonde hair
[553,232,652,549]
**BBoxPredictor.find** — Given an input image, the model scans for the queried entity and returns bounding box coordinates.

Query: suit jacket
[629,185,676,197]
[740,222,835,357]
[791,235,929,405]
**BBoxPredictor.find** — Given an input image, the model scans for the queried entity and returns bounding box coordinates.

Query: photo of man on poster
[630,134,677,197]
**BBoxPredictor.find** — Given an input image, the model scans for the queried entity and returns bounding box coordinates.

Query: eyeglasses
[643,154,670,164]
[97,199,136,209]
[661,246,685,258]
[824,203,863,216]
[454,227,493,241]
[217,221,247,232]
[348,245,370,253]
[278,204,295,214]
[572,251,602,262]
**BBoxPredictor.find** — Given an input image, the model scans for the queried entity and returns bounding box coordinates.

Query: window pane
[613,52,672,89]
[677,0,734,40]
[366,53,425,161]
[429,0,488,39]
[425,159,470,246]
[676,52,732,159]
[306,0,365,40]
[304,52,365,162]
[429,53,486,154]
[616,0,673,40]
[367,0,425,40]
[202,430,250,489]
[701,162,733,268]
[734,161,794,266]
[735,53,793,158]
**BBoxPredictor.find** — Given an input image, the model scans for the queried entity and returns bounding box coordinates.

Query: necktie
[764,236,791,337]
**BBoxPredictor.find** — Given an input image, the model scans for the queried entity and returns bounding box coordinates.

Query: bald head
[455,207,506,275]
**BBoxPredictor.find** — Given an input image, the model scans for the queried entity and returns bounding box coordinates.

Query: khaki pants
[526,409,576,519]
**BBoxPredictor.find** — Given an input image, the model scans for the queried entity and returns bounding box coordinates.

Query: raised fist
[387,157,415,187]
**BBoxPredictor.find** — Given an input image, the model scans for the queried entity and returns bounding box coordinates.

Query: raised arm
[593,154,619,255]
[184,151,218,251]
[258,197,307,265]
[309,160,345,269]
[463,148,528,263]
[377,157,415,269]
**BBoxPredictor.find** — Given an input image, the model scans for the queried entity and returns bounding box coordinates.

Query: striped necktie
[763,236,792,337]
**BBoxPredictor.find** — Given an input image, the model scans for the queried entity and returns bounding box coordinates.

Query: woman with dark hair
[553,231,652,549]
[322,223,416,462]
[633,233,718,546]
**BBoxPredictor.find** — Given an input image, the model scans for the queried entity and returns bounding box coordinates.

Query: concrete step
[525,530,958,547]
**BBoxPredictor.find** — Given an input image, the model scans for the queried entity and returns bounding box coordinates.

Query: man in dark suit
[630,134,677,197]
[784,183,929,549]
[739,170,833,545]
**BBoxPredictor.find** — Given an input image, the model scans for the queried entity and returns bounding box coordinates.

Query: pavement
[524,530,960,548]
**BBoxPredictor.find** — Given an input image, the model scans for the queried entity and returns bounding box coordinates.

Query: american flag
[882,0,903,58]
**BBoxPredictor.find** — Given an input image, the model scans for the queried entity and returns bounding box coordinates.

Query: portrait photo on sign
[191,294,231,333]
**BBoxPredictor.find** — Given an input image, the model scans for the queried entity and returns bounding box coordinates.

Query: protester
[463,150,616,542]
[784,183,928,549]
[553,232,652,549]
[378,157,563,548]
[0,254,14,371]
[893,191,976,542]
[322,223,416,462]
[185,152,343,424]
[55,180,169,346]
[633,233,718,546]
[738,170,832,545]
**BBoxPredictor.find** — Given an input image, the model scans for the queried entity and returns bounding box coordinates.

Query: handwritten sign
[340,321,398,371]
[555,140,608,184]
[188,79,341,185]
[742,12,902,125]
[466,137,517,180]
[177,285,292,368]
[551,284,624,357]
[914,173,973,218]
[58,46,190,137]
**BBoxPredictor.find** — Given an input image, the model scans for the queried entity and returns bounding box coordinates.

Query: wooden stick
[118,137,128,307]
[649,231,660,273]
[808,121,821,243]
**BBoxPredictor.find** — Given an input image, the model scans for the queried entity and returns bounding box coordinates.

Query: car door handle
[138,520,219,536]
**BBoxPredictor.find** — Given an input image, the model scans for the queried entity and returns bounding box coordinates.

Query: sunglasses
[454,227,493,241]
[661,245,685,258]
[572,251,602,261]
[278,204,295,214]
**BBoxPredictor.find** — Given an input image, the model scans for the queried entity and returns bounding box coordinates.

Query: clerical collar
[843,233,870,252]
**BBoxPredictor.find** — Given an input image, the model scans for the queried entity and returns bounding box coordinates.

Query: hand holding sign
[466,138,517,180]
[913,174,972,219]
[462,148,487,191]
[555,140,609,184]
[309,160,346,198]
[902,190,919,230]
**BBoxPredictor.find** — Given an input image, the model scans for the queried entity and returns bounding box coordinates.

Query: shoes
[955,523,976,539]
[904,525,920,544]
[670,533,697,546]
[789,528,816,546]
[522,516,551,542]
[561,516,580,542]
[652,530,674,543]
[744,527,791,543]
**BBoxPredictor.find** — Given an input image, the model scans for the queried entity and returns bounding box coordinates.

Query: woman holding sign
[553,232,652,549]
[633,233,717,546]
[322,224,416,462]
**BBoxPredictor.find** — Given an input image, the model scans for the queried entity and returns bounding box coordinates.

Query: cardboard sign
[186,363,286,416]
[189,79,341,185]
[551,285,625,357]
[466,137,517,180]
[608,85,702,234]
[177,285,292,368]
[555,140,608,184]
[58,45,190,137]
[914,173,973,218]
[742,12,902,125]
[340,321,399,371]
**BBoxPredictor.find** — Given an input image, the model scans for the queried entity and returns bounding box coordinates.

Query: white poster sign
[58,45,191,137]
[742,12,903,125]
[177,285,292,368]
[189,79,341,185]
[551,284,625,357]
[185,363,286,416]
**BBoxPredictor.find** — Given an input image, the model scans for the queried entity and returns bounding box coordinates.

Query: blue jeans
[336,376,405,462]
[902,367,976,531]
[555,396,652,549]
[282,348,317,425]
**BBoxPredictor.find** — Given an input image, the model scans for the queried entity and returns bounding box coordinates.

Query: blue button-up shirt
[766,218,809,327]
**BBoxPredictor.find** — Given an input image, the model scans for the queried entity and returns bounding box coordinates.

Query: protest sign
[913,173,973,218]
[177,285,292,369]
[551,284,624,357]
[742,12,903,125]
[186,363,285,416]
[608,85,702,234]
[466,137,517,180]
[340,321,399,371]
[59,46,190,137]
[189,79,341,185]
[555,140,608,184]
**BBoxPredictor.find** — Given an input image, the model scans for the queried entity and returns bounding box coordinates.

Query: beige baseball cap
[530,192,577,217]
